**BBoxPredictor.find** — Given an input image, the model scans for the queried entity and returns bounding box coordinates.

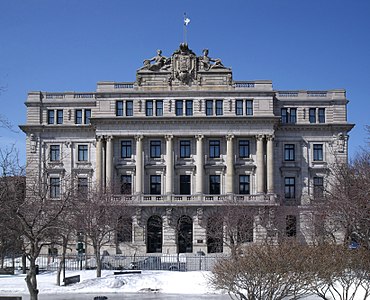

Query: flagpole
[183,13,187,44]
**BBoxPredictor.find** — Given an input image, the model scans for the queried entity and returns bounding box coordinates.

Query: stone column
[96,136,103,189]
[165,135,174,195]
[225,134,234,194]
[266,135,274,193]
[106,136,113,187]
[195,135,204,194]
[256,135,265,194]
[135,135,143,194]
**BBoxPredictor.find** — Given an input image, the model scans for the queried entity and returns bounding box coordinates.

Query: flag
[184,15,190,26]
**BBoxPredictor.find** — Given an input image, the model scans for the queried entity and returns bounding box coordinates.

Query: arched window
[207,216,223,253]
[147,215,163,253]
[177,215,193,253]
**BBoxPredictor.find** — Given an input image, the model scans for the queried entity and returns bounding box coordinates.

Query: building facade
[20,44,354,255]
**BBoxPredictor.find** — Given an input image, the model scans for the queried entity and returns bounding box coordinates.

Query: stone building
[20,44,354,255]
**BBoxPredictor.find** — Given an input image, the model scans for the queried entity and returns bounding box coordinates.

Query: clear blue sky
[1,0,369,163]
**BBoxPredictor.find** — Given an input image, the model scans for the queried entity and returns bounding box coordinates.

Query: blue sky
[1,0,369,163]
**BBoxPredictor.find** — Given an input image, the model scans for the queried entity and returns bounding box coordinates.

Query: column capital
[266,134,275,141]
[226,134,234,141]
[106,135,113,142]
[195,134,204,141]
[165,134,174,141]
[256,134,265,141]
[135,134,144,142]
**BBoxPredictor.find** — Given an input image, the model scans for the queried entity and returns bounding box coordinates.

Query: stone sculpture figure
[199,49,226,71]
[140,50,171,71]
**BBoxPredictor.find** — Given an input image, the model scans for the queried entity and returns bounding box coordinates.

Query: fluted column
[256,135,265,194]
[165,135,174,195]
[225,134,234,194]
[135,135,143,194]
[96,136,103,189]
[106,136,113,187]
[195,135,204,194]
[266,135,274,193]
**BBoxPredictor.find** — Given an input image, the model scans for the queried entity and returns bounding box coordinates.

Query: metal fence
[3,253,226,272]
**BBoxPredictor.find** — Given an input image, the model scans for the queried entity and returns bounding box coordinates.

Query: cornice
[19,124,96,134]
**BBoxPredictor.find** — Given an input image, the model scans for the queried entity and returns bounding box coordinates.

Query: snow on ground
[0,270,220,296]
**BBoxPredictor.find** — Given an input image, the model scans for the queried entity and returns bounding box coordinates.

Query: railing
[44,93,95,99]
[114,83,134,89]
[277,91,328,98]
[45,93,65,99]
[73,93,95,98]
[233,81,255,88]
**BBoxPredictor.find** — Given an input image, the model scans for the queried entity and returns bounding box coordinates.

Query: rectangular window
[206,100,213,116]
[286,215,297,237]
[290,108,297,124]
[150,175,161,195]
[313,177,324,199]
[180,175,191,195]
[281,108,288,124]
[47,110,55,124]
[176,100,183,116]
[56,110,63,124]
[284,144,295,161]
[236,100,243,115]
[50,145,60,162]
[239,175,250,194]
[216,100,223,115]
[284,177,295,199]
[239,140,250,158]
[121,141,132,158]
[116,101,123,116]
[150,140,161,158]
[146,100,153,116]
[313,144,323,161]
[126,100,133,116]
[78,145,88,161]
[246,100,253,116]
[209,140,220,158]
[75,109,83,124]
[210,175,220,195]
[50,177,60,199]
[84,109,91,124]
[156,100,163,116]
[185,100,193,116]
[318,108,325,123]
[309,108,316,123]
[121,175,132,194]
[180,140,191,158]
[77,177,88,195]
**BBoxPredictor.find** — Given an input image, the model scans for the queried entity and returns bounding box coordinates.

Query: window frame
[318,108,325,123]
[246,100,253,116]
[235,100,243,115]
[209,175,221,195]
[150,175,161,195]
[56,110,63,124]
[206,100,213,116]
[126,100,133,116]
[47,110,55,124]
[75,109,83,124]
[150,140,161,158]
[284,144,295,161]
[284,177,295,199]
[175,100,183,116]
[50,145,60,162]
[179,175,191,195]
[50,177,61,199]
[185,100,193,116]
[309,108,316,123]
[116,100,124,116]
[120,175,132,194]
[313,144,324,161]
[239,175,250,195]
[239,140,250,158]
[77,177,88,196]
[215,100,223,116]
[156,100,163,116]
[121,140,132,158]
[209,140,221,158]
[180,140,191,158]
[84,109,91,124]
[146,100,153,116]
[77,144,88,162]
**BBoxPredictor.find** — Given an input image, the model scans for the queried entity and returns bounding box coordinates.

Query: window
[239,140,250,158]
[239,175,250,194]
[56,110,63,124]
[281,108,296,124]
[78,145,88,162]
[47,110,55,124]
[284,144,295,161]
[176,100,183,116]
[216,100,223,115]
[185,100,193,116]
[50,145,60,161]
[121,141,132,158]
[121,175,132,194]
[116,101,123,116]
[284,177,295,199]
[313,177,324,199]
[246,100,253,116]
[180,140,191,158]
[210,175,220,195]
[150,175,161,195]
[206,100,213,116]
[77,177,88,195]
[146,100,153,116]
[286,215,297,237]
[75,109,83,124]
[84,109,91,124]
[309,108,316,123]
[156,100,163,116]
[313,144,323,161]
[117,216,132,243]
[150,140,161,158]
[126,100,133,116]
[209,140,220,158]
[236,100,243,115]
[180,175,191,195]
[318,108,325,123]
[50,177,60,199]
